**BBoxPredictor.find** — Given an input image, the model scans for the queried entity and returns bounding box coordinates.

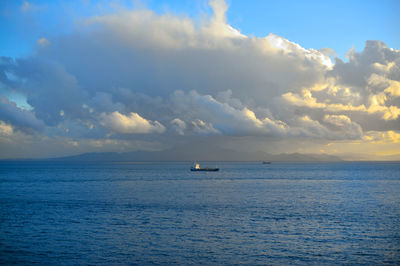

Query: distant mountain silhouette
[50,143,342,162]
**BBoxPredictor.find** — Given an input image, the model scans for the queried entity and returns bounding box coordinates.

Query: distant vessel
[262,161,271,164]
[190,162,219,171]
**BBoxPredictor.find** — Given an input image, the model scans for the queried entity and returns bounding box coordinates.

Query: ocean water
[0,161,399,265]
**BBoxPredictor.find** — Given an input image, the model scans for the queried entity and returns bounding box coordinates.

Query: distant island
[43,144,342,162]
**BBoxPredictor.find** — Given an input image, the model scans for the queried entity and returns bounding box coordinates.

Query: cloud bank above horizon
[0,0,399,159]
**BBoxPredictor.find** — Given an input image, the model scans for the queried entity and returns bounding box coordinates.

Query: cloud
[282,90,367,112]
[209,0,228,24]
[190,119,220,135]
[0,121,13,136]
[2,0,333,131]
[205,0,247,39]
[99,111,165,134]
[21,1,31,12]
[2,57,86,126]
[330,41,400,87]
[363,130,400,143]
[0,131,166,159]
[170,118,186,135]
[324,114,352,127]
[323,114,363,138]
[265,34,333,68]
[20,1,42,13]
[282,41,400,123]
[170,90,288,136]
[1,0,399,159]
[37,37,50,47]
[0,96,44,132]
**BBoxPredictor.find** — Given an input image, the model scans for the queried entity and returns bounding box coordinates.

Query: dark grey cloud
[0,96,44,132]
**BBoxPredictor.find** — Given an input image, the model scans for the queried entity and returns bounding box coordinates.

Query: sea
[0,161,399,265]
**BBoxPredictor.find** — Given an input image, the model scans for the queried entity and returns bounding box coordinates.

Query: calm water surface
[1,161,399,265]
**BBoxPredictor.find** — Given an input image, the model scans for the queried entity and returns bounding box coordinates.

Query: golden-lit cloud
[0,121,13,136]
[363,130,400,144]
[100,111,165,134]
[283,87,400,120]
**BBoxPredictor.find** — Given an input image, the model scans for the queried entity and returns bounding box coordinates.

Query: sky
[0,0,399,160]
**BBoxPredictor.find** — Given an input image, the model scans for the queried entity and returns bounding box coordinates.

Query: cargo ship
[190,162,219,171]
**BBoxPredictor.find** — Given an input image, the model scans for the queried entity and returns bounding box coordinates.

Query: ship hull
[190,168,219,171]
